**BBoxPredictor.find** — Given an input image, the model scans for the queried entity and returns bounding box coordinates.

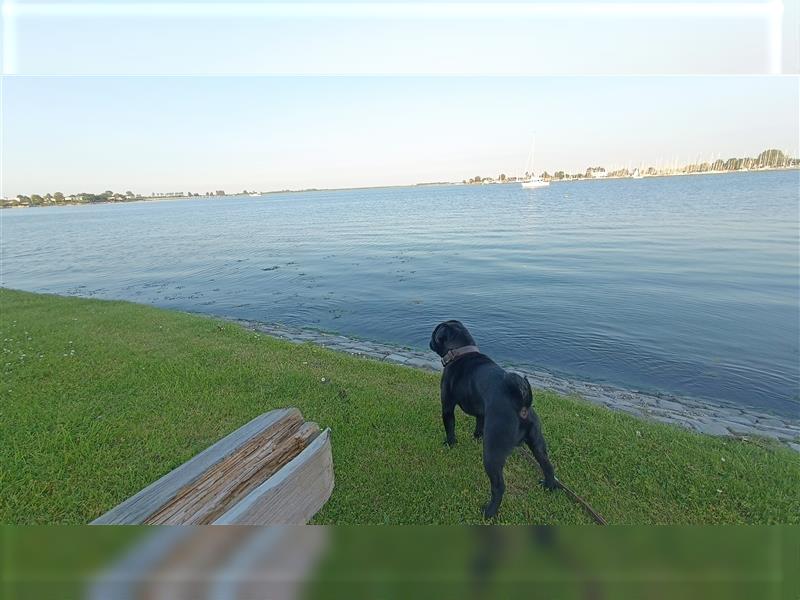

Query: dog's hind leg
[525,417,557,490]
[482,447,510,519]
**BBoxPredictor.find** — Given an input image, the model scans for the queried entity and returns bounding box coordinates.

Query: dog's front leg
[441,380,457,446]
[442,409,456,446]
[473,415,484,439]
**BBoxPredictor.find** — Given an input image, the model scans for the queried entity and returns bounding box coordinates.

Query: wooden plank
[91,408,300,525]
[212,429,334,525]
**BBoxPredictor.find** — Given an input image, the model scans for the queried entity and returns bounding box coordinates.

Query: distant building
[215,190,225,196]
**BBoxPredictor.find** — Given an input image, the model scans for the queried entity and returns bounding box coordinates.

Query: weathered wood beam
[146,420,321,525]
[213,429,334,525]
[91,408,303,525]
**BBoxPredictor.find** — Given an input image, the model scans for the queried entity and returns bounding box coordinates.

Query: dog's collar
[441,345,480,367]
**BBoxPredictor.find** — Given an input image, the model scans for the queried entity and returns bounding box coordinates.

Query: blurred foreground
[2,526,797,599]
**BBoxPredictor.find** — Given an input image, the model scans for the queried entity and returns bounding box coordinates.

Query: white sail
[520,136,549,188]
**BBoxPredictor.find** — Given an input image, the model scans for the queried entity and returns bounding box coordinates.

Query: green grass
[1,288,798,524]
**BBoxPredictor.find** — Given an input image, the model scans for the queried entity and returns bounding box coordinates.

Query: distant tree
[30,194,44,205]
[16,195,31,203]
[54,192,65,203]
[103,190,114,198]
[499,173,506,181]
[540,171,550,180]
[125,190,135,198]
[553,171,565,180]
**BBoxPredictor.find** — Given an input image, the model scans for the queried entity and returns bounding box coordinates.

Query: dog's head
[429,320,477,357]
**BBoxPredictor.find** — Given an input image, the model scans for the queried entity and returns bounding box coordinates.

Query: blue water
[2,170,798,417]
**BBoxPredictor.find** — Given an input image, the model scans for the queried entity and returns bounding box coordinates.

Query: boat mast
[528,136,536,180]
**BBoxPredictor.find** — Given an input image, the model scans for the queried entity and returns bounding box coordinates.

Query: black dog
[429,320,557,519]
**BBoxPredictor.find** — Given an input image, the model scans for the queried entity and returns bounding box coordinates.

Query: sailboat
[520,136,549,189]
[522,176,549,189]
[632,168,643,179]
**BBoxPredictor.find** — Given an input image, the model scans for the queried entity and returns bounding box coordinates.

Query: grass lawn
[1,288,798,524]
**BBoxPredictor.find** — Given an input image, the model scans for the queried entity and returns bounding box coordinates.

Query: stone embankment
[234,319,800,452]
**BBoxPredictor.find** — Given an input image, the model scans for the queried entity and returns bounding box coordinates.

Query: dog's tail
[504,372,533,410]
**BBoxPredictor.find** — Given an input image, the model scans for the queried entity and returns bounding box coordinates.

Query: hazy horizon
[2,76,798,197]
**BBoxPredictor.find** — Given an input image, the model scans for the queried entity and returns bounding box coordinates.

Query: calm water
[2,171,798,417]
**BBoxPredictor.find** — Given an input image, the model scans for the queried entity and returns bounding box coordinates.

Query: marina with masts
[462,147,798,185]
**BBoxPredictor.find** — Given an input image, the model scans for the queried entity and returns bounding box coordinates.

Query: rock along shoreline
[232,318,800,452]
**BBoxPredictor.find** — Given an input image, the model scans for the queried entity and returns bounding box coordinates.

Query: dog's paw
[539,478,558,491]
[482,503,498,520]
[444,438,457,447]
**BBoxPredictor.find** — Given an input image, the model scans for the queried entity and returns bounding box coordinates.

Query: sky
[2,76,798,196]
[3,1,798,75]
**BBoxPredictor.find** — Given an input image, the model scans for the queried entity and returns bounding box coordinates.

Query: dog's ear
[431,322,449,353]
[447,320,470,338]
[447,320,476,346]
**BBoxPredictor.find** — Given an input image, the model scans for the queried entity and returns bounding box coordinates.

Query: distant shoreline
[1,182,461,210]
[3,167,797,210]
